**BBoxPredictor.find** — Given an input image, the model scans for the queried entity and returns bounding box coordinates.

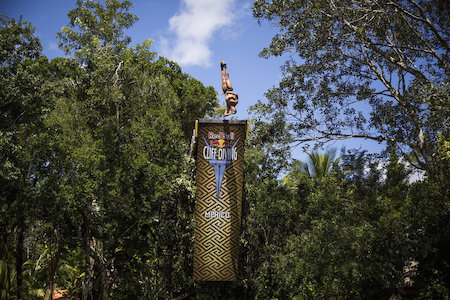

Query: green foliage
[299,149,339,179]
[2,0,218,297]
[250,0,449,170]
[2,0,448,299]
[57,0,138,59]
[0,14,41,69]
[0,14,56,299]
[242,148,449,299]
[245,4,449,294]
[0,257,16,299]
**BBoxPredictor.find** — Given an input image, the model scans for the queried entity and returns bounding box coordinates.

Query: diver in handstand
[221,61,238,116]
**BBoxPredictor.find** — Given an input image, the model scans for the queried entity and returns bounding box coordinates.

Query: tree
[251,0,449,171]
[299,149,339,179]
[57,0,138,61]
[2,3,217,298]
[243,148,437,299]
[241,146,305,299]
[49,1,218,298]
[53,2,141,298]
[0,15,53,299]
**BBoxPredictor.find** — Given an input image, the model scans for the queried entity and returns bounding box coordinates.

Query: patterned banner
[193,119,247,281]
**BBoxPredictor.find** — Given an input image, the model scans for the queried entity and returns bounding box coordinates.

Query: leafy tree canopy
[251,0,449,171]
[57,0,138,61]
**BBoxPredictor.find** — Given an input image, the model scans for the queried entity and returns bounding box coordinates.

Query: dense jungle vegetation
[1,0,448,298]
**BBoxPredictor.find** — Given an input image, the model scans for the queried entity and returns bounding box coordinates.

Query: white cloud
[162,0,236,67]
[48,42,59,51]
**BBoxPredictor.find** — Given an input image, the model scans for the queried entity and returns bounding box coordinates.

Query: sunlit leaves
[250,0,449,170]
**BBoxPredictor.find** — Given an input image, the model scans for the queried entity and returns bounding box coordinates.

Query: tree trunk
[14,226,24,300]
[1,229,11,300]
[99,254,110,300]
[90,244,110,300]
[47,243,60,300]
[81,212,92,300]
[100,275,109,300]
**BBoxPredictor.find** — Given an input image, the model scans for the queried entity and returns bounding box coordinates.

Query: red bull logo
[208,131,235,140]
[211,139,231,148]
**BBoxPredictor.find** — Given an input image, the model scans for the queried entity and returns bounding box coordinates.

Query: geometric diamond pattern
[193,121,246,281]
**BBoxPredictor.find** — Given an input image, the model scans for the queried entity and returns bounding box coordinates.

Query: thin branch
[373,90,396,98]
[406,0,450,51]
[332,33,438,55]
[398,146,426,170]
[394,6,448,69]
[113,60,123,87]
[292,131,413,147]
[341,17,427,80]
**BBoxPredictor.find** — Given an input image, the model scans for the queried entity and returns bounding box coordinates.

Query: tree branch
[292,131,415,148]
[113,60,123,87]
[392,4,448,69]
[406,0,450,52]
[341,16,428,80]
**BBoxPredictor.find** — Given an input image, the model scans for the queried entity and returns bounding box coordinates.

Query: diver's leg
[221,61,233,91]
[222,69,227,92]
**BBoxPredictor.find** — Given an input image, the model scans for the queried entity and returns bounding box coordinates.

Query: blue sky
[1,0,286,119]
[1,0,383,160]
